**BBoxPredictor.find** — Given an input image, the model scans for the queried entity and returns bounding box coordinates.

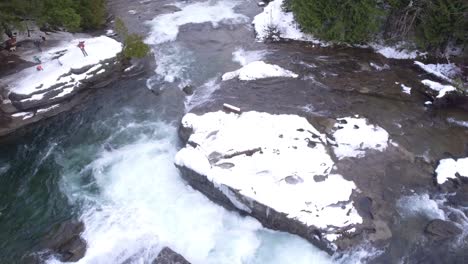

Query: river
[1,0,467,263]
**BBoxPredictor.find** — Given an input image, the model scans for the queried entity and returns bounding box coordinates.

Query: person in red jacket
[77,41,88,57]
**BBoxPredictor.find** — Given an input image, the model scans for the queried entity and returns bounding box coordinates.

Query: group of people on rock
[3,30,89,72]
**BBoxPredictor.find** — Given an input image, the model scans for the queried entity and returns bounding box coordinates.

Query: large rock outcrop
[175,110,392,253]
[0,36,125,137]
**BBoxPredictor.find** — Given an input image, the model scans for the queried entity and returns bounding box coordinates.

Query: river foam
[146,1,248,45]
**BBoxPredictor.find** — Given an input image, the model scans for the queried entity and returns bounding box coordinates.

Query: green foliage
[290,0,382,44]
[0,0,106,36]
[73,0,106,30]
[123,34,150,59]
[114,18,128,37]
[114,18,150,59]
[41,0,81,31]
[415,0,467,52]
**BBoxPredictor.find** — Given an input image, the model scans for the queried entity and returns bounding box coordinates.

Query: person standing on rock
[77,41,88,57]
[33,55,42,64]
[34,39,42,52]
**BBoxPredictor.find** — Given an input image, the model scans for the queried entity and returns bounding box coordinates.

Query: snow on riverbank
[372,43,426,60]
[252,0,322,43]
[435,157,468,184]
[4,36,121,97]
[175,111,362,235]
[222,61,298,81]
[414,61,461,82]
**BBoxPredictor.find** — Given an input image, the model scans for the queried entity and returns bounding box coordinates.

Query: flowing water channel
[1,0,467,263]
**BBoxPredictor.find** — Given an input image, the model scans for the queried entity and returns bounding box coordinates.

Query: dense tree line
[0,0,106,38]
[288,0,467,54]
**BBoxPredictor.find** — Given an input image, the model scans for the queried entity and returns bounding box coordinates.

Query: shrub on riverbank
[115,18,150,59]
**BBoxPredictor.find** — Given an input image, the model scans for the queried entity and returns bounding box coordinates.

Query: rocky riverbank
[0,34,127,137]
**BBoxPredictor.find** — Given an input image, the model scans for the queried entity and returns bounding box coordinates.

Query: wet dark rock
[313,175,327,182]
[285,175,304,184]
[182,85,194,95]
[215,162,235,169]
[152,247,190,264]
[448,189,468,207]
[39,220,87,262]
[424,219,462,239]
[176,165,336,255]
[356,196,374,220]
[429,90,468,111]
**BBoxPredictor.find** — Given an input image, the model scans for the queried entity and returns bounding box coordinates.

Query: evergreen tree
[289,0,382,44]
[416,0,467,52]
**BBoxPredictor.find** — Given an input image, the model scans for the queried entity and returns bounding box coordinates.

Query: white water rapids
[47,120,336,264]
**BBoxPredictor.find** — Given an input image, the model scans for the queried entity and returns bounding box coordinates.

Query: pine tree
[290,0,382,44]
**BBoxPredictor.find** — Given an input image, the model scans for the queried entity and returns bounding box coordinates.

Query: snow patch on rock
[37,104,60,114]
[11,112,34,119]
[175,111,362,231]
[414,61,461,82]
[222,61,298,81]
[435,157,468,184]
[447,118,468,128]
[421,80,456,98]
[331,117,389,159]
[400,84,412,95]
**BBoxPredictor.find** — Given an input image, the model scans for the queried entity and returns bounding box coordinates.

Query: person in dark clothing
[33,55,42,64]
[77,41,88,57]
[34,39,42,52]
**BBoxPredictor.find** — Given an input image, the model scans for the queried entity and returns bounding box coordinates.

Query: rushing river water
[1,0,467,263]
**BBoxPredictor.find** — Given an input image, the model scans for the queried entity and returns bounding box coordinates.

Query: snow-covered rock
[421,80,457,98]
[400,83,412,95]
[2,36,121,109]
[435,157,468,184]
[5,36,121,97]
[222,61,298,81]
[330,117,390,159]
[175,111,365,252]
[0,35,122,137]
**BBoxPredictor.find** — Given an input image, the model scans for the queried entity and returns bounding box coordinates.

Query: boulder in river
[424,219,462,240]
[37,220,87,262]
[152,247,190,264]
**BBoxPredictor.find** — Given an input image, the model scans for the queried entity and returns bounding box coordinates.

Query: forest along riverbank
[0,0,466,263]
